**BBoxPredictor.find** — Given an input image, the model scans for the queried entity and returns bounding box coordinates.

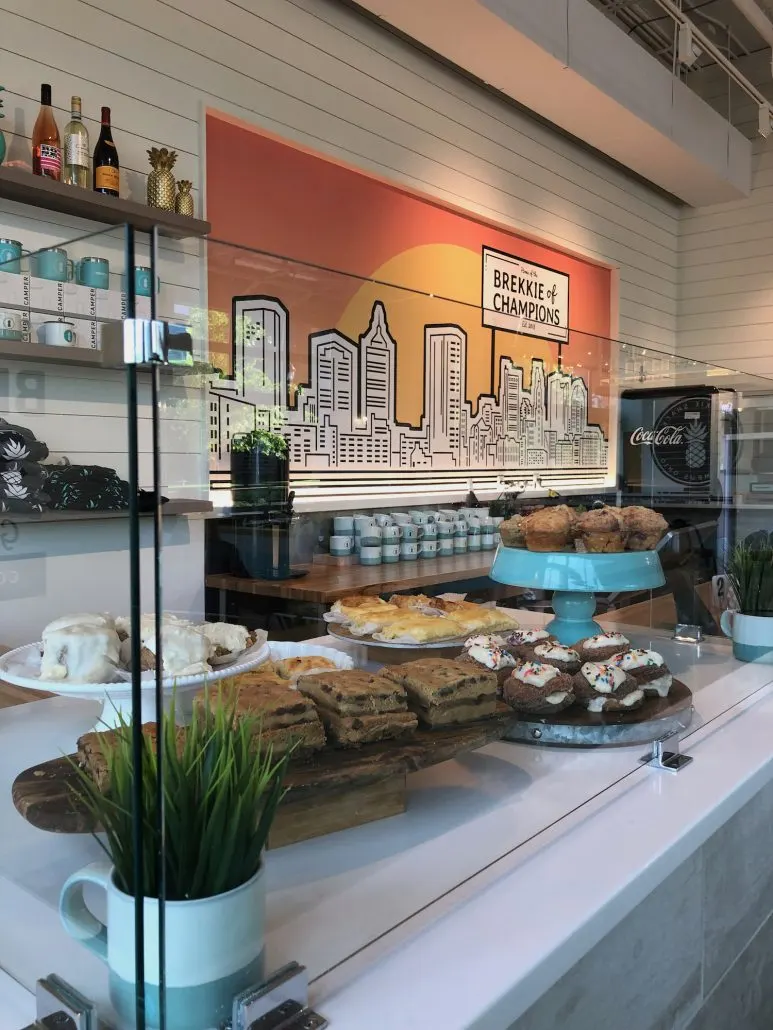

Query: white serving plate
[267,640,355,669]
[0,639,271,729]
[327,624,469,649]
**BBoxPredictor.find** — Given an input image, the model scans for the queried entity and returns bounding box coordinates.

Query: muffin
[502,660,575,715]
[620,506,668,552]
[531,641,581,675]
[575,506,626,553]
[499,514,526,548]
[572,661,645,713]
[457,639,517,690]
[611,649,673,697]
[504,628,556,661]
[576,632,630,664]
[522,505,576,552]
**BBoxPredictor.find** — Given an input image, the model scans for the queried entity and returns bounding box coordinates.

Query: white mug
[439,539,454,556]
[454,534,468,553]
[400,541,419,561]
[420,538,438,558]
[422,522,438,540]
[382,542,400,563]
[38,319,76,347]
[437,522,454,539]
[467,518,481,535]
[0,308,23,342]
[720,610,773,664]
[468,534,481,551]
[330,535,353,556]
[360,525,382,547]
[360,545,382,566]
[382,524,402,543]
[391,512,412,524]
[60,861,265,1030]
[374,514,393,527]
[481,531,495,551]
[333,516,354,534]
[401,523,423,542]
[412,511,430,525]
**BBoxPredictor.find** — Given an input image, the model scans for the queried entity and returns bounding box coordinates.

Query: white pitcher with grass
[721,540,773,663]
[59,700,290,1030]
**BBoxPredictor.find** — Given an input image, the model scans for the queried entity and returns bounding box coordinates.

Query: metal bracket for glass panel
[230,962,328,1030]
[17,975,95,1030]
[640,731,694,774]
[100,320,194,367]
[674,623,703,644]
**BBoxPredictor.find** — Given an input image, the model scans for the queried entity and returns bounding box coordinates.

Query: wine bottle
[93,106,119,197]
[62,96,89,188]
[32,84,61,180]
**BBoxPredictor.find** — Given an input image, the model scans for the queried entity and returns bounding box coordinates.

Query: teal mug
[30,247,71,282]
[134,266,160,297]
[76,256,110,290]
[0,239,22,275]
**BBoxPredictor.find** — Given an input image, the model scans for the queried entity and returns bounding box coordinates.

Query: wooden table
[206,552,498,609]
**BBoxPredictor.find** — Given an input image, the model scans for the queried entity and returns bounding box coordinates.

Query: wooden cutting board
[12,705,517,848]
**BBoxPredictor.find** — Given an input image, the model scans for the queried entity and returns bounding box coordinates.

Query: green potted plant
[722,537,773,663]
[59,697,291,1030]
[230,426,289,510]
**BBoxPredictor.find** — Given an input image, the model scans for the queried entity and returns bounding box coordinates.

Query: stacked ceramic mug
[328,509,504,564]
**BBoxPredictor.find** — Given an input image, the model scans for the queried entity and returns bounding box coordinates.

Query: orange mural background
[205,110,612,430]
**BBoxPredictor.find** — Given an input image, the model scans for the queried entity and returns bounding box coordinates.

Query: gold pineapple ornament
[146,147,178,210]
[175,180,194,217]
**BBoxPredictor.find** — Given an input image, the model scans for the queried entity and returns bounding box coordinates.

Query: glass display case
[1,231,772,1029]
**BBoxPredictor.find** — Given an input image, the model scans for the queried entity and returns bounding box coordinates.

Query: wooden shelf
[0,166,210,240]
[8,498,213,525]
[0,339,204,375]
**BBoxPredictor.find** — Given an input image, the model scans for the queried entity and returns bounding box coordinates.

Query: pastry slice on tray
[381,657,498,727]
[296,669,417,747]
[371,613,466,644]
[325,595,393,624]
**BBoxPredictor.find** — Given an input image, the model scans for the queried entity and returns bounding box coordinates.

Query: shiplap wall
[0,0,683,638]
[679,53,773,381]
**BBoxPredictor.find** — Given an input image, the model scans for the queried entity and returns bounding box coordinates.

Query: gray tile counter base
[508,779,773,1030]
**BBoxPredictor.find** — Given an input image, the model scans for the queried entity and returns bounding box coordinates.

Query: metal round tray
[504,680,693,748]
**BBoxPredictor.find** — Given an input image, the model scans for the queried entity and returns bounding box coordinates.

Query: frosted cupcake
[611,649,673,697]
[457,636,516,689]
[502,660,575,715]
[572,661,644,713]
[504,628,556,661]
[531,642,582,675]
[576,632,631,664]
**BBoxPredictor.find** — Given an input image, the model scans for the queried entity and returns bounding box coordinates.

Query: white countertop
[1,618,773,1029]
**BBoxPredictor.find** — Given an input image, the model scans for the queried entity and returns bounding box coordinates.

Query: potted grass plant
[59,696,291,1030]
[722,537,773,663]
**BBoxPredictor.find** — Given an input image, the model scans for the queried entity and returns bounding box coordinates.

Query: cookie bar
[296,669,408,716]
[381,658,497,709]
[319,709,418,747]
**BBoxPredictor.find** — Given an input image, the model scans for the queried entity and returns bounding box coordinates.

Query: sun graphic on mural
[337,243,556,427]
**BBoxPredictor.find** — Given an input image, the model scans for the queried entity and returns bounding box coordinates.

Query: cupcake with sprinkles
[457,635,517,690]
[572,661,644,713]
[576,632,631,664]
[502,660,575,715]
[611,648,673,697]
[531,641,582,675]
[504,628,556,661]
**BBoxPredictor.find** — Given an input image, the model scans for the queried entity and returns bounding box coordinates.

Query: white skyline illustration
[208,296,608,479]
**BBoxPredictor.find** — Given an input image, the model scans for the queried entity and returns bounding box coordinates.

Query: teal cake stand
[490,546,665,645]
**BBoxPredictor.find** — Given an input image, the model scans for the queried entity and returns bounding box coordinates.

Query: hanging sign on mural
[482,246,569,343]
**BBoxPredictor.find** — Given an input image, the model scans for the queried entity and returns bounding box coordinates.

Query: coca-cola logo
[629,425,685,447]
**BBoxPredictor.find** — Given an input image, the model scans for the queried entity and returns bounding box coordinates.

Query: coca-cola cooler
[619,386,737,632]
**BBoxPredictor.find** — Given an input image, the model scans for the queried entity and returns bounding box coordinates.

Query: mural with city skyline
[208,295,608,486]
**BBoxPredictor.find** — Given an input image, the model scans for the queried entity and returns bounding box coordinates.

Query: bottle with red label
[32,84,61,180]
[93,107,119,197]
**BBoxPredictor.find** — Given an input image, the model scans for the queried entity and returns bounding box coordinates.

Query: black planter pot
[230,443,289,510]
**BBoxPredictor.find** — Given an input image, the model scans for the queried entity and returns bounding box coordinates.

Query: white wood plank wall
[0,0,684,636]
[680,53,773,382]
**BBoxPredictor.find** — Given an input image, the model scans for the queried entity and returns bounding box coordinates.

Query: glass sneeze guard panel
[2,231,773,1028]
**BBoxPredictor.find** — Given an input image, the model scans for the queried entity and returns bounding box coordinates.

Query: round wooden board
[12,705,517,835]
[504,679,694,748]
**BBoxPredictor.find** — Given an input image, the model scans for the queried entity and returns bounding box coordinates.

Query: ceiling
[588,0,773,135]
